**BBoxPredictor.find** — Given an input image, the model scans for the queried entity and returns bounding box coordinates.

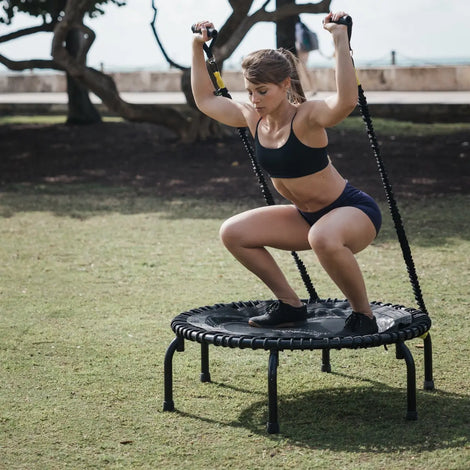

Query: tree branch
[253,0,331,21]
[215,0,331,63]
[0,53,62,71]
[50,0,192,138]
[0,22,56,43]
[150,0,188,71]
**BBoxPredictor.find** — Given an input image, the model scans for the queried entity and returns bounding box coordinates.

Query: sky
[1,0,469,72]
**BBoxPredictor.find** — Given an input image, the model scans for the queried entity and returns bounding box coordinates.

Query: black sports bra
[255,114,329,178]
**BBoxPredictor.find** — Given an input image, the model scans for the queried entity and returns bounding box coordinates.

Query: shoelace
[266,301,281,314]
[344,312,359,328]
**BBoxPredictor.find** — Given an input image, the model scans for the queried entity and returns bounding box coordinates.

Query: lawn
[1,181,469,469]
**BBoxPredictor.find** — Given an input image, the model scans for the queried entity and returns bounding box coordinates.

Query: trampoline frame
[163,300,434,433]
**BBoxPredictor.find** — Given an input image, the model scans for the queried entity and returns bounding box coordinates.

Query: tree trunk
[65,28,101,125]
[181,68,196,109]
[180,66,233,140]
[275,0,297,53]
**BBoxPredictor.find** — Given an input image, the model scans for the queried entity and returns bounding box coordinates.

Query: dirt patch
[0,121,469,201]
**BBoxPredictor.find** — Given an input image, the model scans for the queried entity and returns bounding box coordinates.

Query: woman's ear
[282,77,291,91]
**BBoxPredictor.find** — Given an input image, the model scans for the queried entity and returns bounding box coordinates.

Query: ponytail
[277,48,306,104]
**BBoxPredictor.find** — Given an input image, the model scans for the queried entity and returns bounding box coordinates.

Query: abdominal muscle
[271,162,347,212]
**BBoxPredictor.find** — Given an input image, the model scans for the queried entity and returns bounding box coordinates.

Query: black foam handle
[191,24,218,39]
[332,15,352,26]
[329,15,353,42]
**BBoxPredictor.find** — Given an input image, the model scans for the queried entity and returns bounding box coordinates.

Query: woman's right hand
[192,21,215,43]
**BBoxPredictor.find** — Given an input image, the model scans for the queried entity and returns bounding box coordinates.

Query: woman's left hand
[322,11,349,35]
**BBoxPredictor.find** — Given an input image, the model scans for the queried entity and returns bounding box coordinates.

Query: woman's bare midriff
[271,163,347,212]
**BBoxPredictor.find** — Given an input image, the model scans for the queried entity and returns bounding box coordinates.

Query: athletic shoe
[336,311,378,337]
[248,300,308,328]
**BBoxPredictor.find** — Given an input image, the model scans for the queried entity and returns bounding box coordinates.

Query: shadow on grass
[173,380,469,452]
[1,183,469,246]
[248,387,469,452]
[0,184,255,220]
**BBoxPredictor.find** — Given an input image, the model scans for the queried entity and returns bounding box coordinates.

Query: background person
[295,17,319,94]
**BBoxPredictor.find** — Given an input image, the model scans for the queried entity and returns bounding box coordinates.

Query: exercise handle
[191,24,218,39]
[328,15,352,43]
[331,15,352,26]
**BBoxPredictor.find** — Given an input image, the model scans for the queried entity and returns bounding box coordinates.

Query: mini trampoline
[163,17,435,433]
[163,299,433,433]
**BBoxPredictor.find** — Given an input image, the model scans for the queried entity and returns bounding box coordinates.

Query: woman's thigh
[220,205,311,251]
[308,206,377,254]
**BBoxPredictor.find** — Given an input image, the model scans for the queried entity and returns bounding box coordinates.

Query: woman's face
[244,78,289,116]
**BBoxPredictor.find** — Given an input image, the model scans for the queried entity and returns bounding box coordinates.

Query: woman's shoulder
[298,98,323,112]
[295,100,326,127]
[240,104,261,135]
[292,101,329,145]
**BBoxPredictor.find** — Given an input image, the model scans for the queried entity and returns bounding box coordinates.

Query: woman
[191,12,381,336]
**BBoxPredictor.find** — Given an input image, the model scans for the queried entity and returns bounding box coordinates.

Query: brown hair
[241,48,306,104]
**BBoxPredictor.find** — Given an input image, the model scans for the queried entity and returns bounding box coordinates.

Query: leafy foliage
[0,0,126,24]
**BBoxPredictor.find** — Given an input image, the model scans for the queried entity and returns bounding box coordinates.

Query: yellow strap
[355,70,361,86]
[213,71,225,89]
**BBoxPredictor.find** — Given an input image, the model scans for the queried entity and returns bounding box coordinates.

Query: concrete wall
[207,66,470,91]
[0,73,65,93]
[354,66,470,91]
[1,66,469,93]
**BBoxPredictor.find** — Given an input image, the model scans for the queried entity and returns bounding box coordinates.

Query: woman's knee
[308,228,342,256]
[219,216,244,248]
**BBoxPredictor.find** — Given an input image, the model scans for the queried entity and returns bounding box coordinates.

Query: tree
[0,0,126,124]
[275,0,297,53]
[1,0,331,140]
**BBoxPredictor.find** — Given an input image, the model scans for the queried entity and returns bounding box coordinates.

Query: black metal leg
[163,336,184,412]
[200,342,211,382]
[423,333,435,390]
[321,348,331,373]
[396,341,417,420]
[267,350,280,434]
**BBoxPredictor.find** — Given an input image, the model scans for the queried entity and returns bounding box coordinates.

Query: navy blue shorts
[297,182,382,236]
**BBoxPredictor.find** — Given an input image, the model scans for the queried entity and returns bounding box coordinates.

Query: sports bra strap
[255,112,298,136]
[255,117,262,135]
[290,112,298,130]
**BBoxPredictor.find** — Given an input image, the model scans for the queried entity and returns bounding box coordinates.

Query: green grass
[1,185,469,469]
[0,115,123,125]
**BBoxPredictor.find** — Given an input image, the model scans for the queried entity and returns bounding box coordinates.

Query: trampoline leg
[267,350,280,434]
[423,333,435,391]
[395,342,417,420]
[163,336,184,412]
[200,342,211,382]
[321,349,331,373]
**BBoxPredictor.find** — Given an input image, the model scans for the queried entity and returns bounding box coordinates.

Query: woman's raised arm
[306,12,358,128]
[191,22,249,128]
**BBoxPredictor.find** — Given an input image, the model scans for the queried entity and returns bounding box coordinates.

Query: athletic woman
[191,12,381,335]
